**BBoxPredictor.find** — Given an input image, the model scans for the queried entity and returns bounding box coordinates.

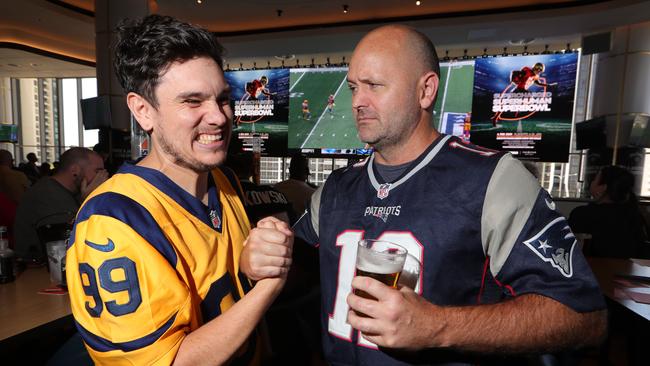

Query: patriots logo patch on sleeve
[523,217,576,278]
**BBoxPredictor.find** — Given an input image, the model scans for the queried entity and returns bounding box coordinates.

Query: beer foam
[356,254,404,274]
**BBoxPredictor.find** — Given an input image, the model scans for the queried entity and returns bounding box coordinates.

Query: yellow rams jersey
[66,163,260,365]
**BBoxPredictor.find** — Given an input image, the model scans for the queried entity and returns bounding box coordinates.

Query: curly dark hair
[113,14,225,108]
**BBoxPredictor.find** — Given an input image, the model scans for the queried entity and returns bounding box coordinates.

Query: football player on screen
[510,62,557,93]
[302,99,312,120]
[244,75,276,101]
[327,94,336,118]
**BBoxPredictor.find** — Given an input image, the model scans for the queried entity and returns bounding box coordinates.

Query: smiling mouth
[197,133,223,145]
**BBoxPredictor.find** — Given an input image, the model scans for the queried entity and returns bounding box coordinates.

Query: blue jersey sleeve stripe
[74,313,177,352]
[75,192,178,267]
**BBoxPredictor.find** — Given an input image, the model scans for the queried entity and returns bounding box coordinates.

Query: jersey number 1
[328,231,423,348]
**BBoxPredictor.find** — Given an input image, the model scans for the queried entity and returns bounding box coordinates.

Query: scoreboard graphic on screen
[470,53,579,162]
[225,69,289,156]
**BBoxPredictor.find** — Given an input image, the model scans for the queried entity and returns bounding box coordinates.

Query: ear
[70,163,81,177]
[418,71,439,110]
[126,92,155,133]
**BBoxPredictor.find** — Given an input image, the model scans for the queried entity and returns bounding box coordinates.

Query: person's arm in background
[80,169,109,200]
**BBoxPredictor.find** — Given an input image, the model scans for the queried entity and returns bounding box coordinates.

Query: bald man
[242,25,606,364]
[14,147,107,261]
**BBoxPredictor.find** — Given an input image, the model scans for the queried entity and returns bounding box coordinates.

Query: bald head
[355,25,440,81]
[347,25,441,163]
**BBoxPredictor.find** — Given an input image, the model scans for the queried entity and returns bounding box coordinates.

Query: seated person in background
[274,154,315,219]
[14,147,107,262]
[226,152,292,224]
[569,165,650,258]
[0,149,30,204]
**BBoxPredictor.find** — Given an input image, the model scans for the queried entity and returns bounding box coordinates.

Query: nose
[351,88,366,111]
[204,100,230,126]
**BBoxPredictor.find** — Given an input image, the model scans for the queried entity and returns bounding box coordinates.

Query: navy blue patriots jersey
[294,135,605,366]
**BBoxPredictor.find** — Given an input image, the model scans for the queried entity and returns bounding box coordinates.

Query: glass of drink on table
[355,239,407,304]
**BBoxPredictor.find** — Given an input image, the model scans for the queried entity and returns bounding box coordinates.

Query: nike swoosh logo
[85,238,115,252]
[545,198,556,211]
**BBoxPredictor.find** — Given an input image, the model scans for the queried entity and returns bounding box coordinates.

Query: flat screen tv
[80,95,112,130]
[225,69,289,157]
[0,124,18,142]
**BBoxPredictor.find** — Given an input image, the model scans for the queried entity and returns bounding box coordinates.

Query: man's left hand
[346,276,445,350]
[81,169,109,199]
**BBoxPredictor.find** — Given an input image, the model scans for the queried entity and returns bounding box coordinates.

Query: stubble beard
[156,131,221,173]
[359,108,420,155]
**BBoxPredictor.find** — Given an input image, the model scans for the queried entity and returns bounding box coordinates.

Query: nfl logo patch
[209,210,222,230]
[377,183,392,200]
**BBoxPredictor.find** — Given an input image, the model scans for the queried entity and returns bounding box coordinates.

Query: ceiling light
[196,0,202,4]
[343,5,349,13]
[416,1,421,5]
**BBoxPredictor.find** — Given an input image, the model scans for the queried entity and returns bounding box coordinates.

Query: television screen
[469,53,579,162]
[286,62,476,157]
[80,96,112,130]
[288,67,360,151]
[0,124,18,142]
[434,60,475,138]
[575,117,606,150]
[225,69,289,156]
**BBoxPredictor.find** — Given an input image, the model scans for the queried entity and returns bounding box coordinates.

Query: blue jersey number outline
[79,257,143,317]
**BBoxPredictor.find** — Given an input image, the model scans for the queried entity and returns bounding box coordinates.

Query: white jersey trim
[367,135,452,193]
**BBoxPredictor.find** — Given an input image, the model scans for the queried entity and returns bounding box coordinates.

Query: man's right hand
[240,216,294,281]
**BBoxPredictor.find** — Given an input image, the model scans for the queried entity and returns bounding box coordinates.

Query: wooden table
[0,267,71,341]
[587,257,650,321]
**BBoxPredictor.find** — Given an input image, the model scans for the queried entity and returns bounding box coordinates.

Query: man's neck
[138,153,210,203]
[374,123,439,166]
[52,174,77,195]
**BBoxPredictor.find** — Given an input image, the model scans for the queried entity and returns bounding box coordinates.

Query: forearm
[173,279,282,365]
[431,294,606,354]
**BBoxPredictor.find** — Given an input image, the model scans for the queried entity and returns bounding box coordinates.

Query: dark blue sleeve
[497,190,606,312]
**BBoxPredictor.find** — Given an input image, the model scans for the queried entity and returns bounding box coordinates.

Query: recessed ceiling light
[416,1,421,5]
[197,0,202,4]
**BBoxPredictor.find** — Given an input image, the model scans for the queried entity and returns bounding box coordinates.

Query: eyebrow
[348,76,380,85]
[176,87,231,101]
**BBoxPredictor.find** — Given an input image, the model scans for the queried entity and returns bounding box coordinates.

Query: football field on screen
[432,61,475,130]
[288,69,359,149]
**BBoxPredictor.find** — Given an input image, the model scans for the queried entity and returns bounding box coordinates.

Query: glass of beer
[355,239,407,302]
